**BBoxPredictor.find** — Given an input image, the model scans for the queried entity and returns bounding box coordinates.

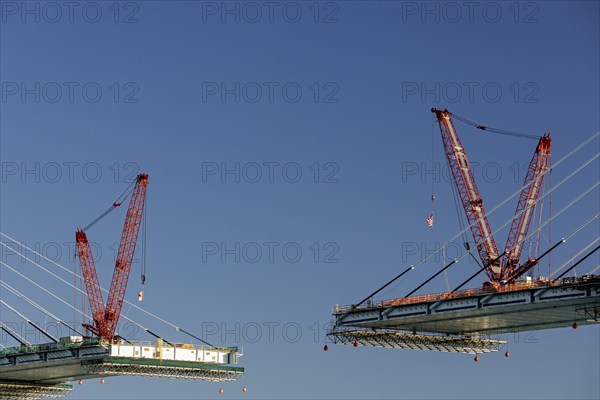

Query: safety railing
[379,280,545,308]
[332,276,600,314]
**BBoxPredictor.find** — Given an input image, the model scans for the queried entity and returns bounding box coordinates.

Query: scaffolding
[0,382,72,400]
[82,359,244,382]
[577,304,600,322]
[328,328,506,354]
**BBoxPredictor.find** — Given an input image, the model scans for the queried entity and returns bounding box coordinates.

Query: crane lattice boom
[432,109,551,284]
[76,173,148,339]
[432,109,501,281]
[75,231,104,330]
[502,135,551,279]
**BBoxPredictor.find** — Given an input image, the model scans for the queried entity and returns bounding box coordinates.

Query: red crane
[502,135,551,282]
[76,173,149,339]
[432,109,551,284]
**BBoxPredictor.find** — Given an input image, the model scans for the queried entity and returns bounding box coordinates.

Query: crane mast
[432,108,502,281]
[76,173,149,339]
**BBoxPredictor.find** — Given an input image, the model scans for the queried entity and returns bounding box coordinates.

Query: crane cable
[548,154,553,278]
[434,110,487,270]
[141,192,147,287]
[442,109,545,268]
[82,179,136,232]
[82,177,148,300]
[448,165,484,270]
[431,113,435,208]
[430,114,451,288]
[449,111,541,140]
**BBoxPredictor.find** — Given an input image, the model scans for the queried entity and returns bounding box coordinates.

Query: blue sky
[1,1,599,399]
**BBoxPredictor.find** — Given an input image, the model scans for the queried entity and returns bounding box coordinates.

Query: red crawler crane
[76,173,149,339]
[432,109,551,284]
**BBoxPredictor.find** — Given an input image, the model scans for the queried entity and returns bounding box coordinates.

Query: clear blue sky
[1,1,599,399]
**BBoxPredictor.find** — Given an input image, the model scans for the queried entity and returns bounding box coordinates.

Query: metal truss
[0,382,72,400]
[82,363,243,382]
[327,328,506,354]
[577,304,600,322]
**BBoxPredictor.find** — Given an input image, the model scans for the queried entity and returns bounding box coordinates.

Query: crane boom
[75,230,105,331]
[104,173,148,337]
[432,108,552,285]
[75,173,149,339]
[502,135,551,279]
[432,109,501,281]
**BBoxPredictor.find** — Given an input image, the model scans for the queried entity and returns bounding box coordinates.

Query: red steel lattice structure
[502,134,552,280]
[432,109,551,283]
[76,173,149,339]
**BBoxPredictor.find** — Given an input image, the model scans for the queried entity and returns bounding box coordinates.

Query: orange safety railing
[334,280,552,314]
[379,280,549,308]
[333,274,599,314]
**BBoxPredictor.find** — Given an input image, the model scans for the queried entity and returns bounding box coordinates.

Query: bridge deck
[0,339,244,387]
[330,276,600,347]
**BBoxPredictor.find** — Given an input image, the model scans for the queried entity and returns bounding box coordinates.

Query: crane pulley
[431,109,551,284]
[76,173,149,339]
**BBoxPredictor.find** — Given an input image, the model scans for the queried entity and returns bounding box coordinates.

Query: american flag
[426,213,434,228]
